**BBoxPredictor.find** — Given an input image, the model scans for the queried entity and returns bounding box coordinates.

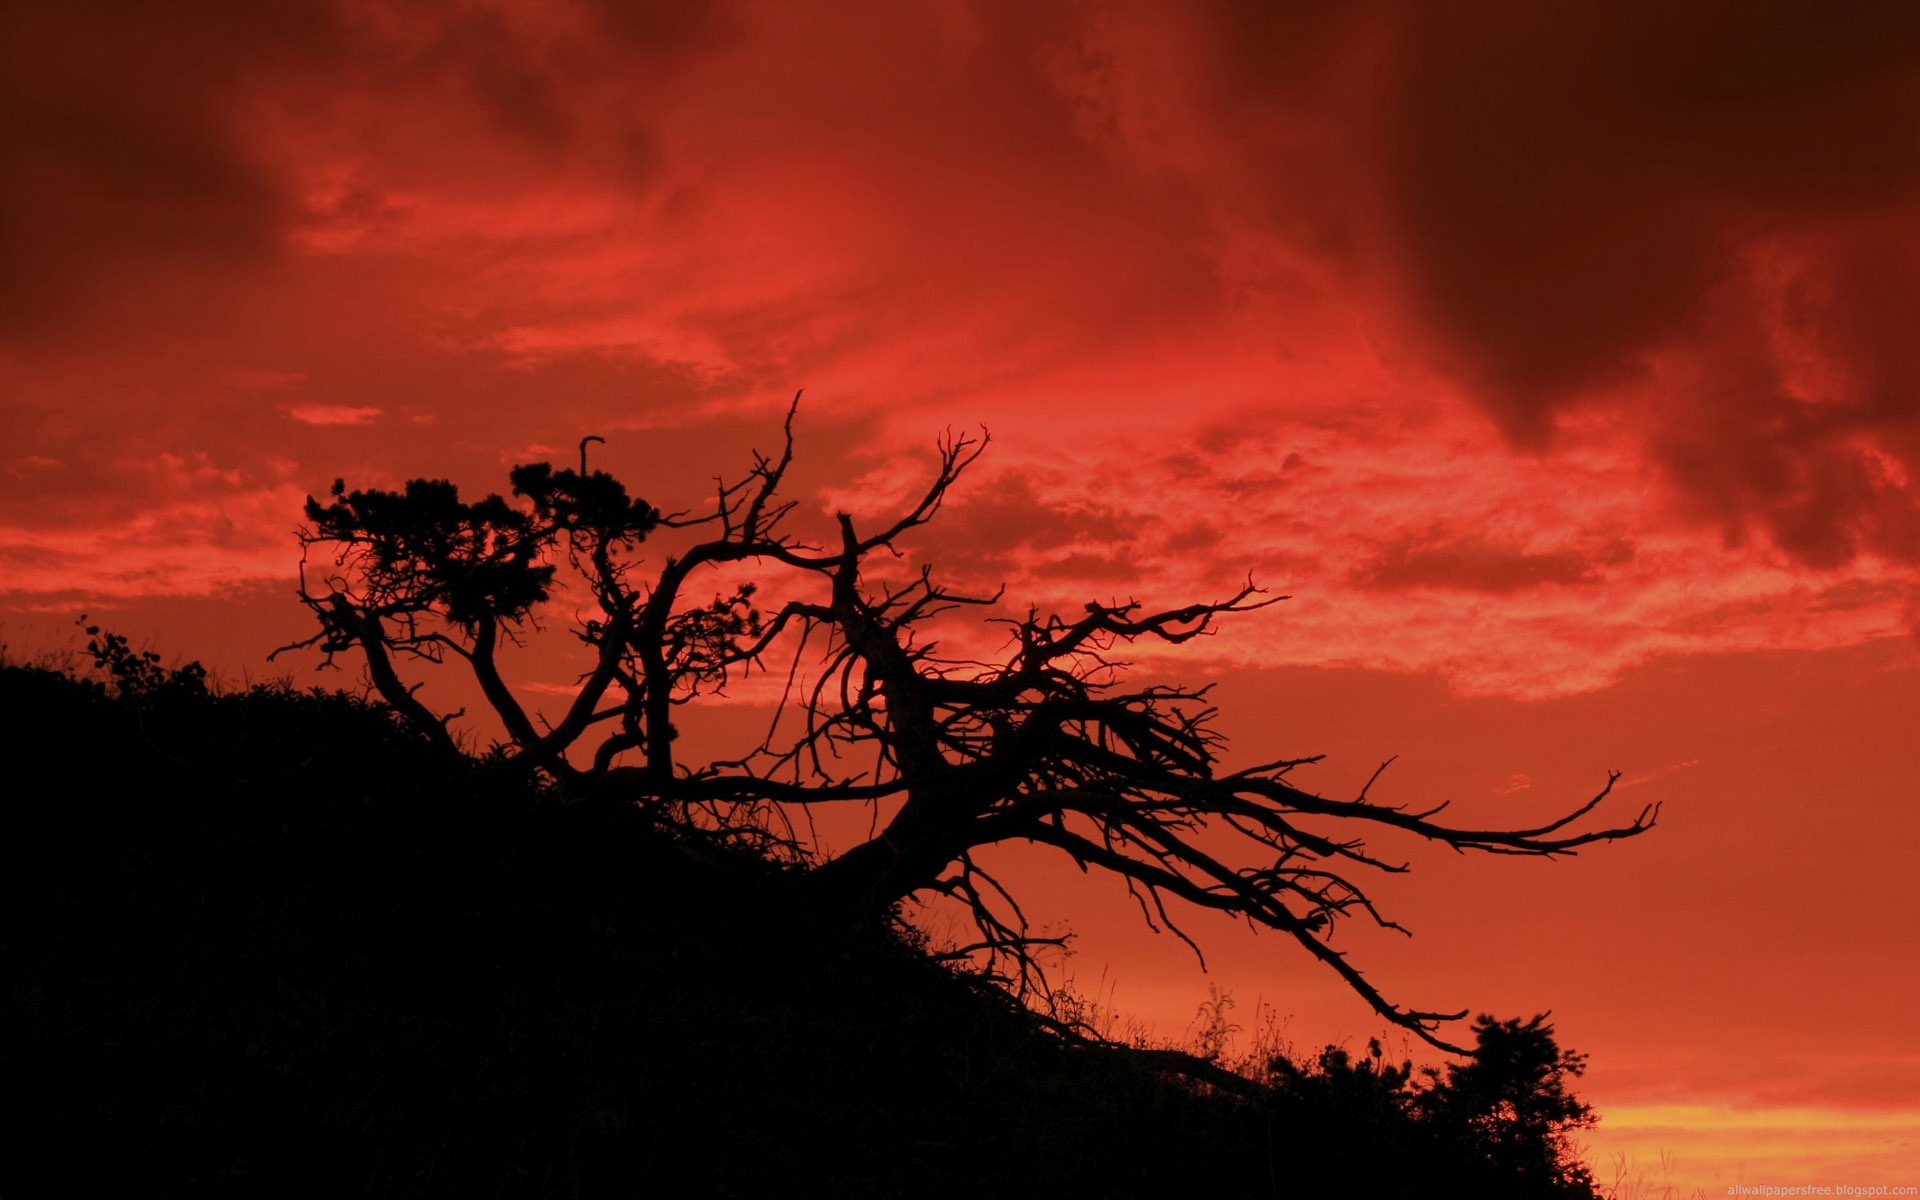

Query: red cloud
[2,0,1916,696]
[289,405,382,426]
[1350,526,1628,594]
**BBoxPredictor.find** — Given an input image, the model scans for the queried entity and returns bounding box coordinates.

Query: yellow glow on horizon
[1585,1101,1920,1194]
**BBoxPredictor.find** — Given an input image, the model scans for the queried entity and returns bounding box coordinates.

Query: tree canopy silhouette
[277,400,1655,1052]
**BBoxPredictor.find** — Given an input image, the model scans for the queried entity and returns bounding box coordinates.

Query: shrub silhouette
[1420,1014,1600,1193]
[78,616,209,700]
[279,401,1654,1053]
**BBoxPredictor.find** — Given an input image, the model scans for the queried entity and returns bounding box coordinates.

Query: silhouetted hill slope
[3,662,1600,1198]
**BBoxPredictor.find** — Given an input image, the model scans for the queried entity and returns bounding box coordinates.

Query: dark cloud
[0,1,341,330]
[1654,233,1920,568]
[0,0,733,339]
[1200,0,1920,569]
[916,469,1134,576]
[342,0,729,176]
[1383,1,1920,430]
[1351,526,1627,593]
[587,0,736,48]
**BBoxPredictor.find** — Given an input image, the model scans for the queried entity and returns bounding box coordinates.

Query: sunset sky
[5,1,1918,1189]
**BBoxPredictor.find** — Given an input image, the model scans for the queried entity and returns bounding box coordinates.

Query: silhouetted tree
[1417,1014,1598,1193]
[277,399,1655,1051]
[1264,1015,1598,1195]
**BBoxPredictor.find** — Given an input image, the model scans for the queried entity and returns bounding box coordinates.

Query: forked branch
[278,403,1657,1053]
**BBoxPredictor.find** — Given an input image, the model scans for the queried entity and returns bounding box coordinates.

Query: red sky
[5,1,1918,1188]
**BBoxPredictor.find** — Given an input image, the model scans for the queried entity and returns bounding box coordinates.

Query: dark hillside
[2,661,1600,1198]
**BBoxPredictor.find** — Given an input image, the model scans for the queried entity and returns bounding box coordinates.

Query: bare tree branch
[277,403,1657,1053]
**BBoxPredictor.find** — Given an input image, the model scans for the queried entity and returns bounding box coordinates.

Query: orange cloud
[288,404,382,426]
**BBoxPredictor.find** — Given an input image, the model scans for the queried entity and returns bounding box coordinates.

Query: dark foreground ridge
[4,657,1603,1198]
